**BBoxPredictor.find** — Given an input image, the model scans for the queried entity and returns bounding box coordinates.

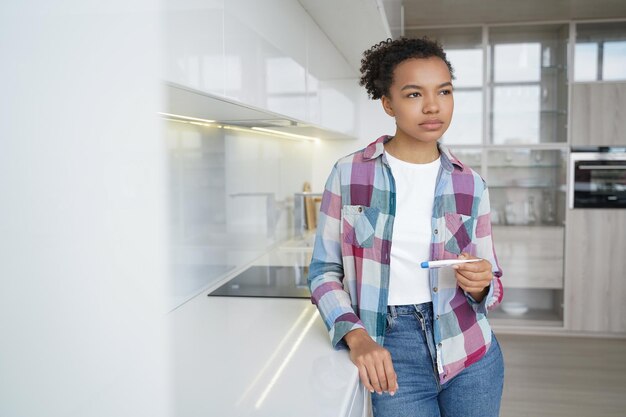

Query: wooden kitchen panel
[492,225,564,289]
[571,82,626,147]
[565,209,626,333]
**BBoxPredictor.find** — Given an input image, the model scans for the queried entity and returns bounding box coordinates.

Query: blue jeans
[371,303,504,417]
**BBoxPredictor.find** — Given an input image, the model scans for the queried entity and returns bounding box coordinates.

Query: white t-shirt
[385,150,441,306]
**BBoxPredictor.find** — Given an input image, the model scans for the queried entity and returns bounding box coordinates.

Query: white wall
[0,2,170,416]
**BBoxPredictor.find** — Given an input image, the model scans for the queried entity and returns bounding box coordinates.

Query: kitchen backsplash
[165,119,313,307]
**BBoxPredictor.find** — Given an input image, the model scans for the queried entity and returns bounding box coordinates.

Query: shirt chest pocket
[444,212,475,254]
[341,205,380,248]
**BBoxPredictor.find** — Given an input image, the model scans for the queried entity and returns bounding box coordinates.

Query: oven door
[569,150,626,208]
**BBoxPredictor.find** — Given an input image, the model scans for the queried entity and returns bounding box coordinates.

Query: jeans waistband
[387,302,433,318]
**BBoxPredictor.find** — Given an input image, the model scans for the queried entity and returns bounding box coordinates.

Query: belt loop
[389,305,397,318]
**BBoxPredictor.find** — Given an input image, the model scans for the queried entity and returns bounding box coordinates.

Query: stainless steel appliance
[569,147,626,208]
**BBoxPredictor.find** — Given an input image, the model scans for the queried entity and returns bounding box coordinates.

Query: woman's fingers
[345,331,396,395]
[354,350,394,395]
[374,359,388,392]
[383,354,398,395]
[455,271,490,292]
[357,365,375,393]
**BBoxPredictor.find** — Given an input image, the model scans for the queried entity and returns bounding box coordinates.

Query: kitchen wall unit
[412,22,575,331]
[163,0,383,136]
[488,24,569,145]
[564,210,626,333]
[442,146,569,329]
[409,19,626,334]
[570,82,626,147]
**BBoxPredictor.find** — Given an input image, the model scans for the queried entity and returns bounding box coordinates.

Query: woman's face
[382,57,454,144]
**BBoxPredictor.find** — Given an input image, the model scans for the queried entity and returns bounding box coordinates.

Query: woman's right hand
[343,328,398,396]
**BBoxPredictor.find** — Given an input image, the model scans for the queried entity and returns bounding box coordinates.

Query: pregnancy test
[420,259,482,269]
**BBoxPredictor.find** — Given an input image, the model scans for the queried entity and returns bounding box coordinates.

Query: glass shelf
[489,184,555,189]
[490,308,563,327]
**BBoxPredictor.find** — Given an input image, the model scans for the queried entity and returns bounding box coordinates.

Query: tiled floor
[497,333,626,417]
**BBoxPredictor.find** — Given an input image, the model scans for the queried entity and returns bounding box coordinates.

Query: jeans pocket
[444,212,475,254]
[342,205,380,248]
[385,313,396,334]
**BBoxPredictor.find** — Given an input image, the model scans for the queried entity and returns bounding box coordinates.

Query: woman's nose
[422,95,439,113]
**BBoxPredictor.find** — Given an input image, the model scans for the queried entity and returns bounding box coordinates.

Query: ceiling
[401,0,626,29]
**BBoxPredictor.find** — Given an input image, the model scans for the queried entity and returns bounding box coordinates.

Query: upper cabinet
[162,0,386,137]
[163,0,226,97]
[574,21,626,83]
[571,82,626,146]
[489,24,569,145]
[571,21,626,147]
[223,0,309,121]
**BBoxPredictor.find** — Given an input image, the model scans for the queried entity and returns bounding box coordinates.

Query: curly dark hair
[359,37,455,100]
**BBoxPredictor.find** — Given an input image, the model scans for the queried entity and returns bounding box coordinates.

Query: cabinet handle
[578,165,626,170]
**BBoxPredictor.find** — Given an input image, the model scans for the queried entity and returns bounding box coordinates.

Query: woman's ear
[381,95,395,117]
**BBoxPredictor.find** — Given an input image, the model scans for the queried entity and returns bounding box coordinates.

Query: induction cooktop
[208,265,311,299]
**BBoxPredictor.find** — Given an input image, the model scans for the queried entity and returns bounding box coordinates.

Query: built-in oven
[569,147,626,209]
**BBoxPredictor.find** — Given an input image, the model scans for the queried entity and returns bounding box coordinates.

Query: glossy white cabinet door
[306,13,358,133]
[319,78,359,136]
[170,296,361,417]
[163,0,225,96]
[224,0,308,120]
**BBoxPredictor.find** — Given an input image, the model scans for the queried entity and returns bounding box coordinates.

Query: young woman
[308,37,505,417]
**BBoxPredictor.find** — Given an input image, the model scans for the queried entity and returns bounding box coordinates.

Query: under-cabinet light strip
[160,113,319,142]
[157,112,216,124]
[251,127,318,142]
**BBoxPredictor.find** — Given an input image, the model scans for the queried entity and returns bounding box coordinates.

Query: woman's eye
[439,89,452,95]
[407,92,421,98]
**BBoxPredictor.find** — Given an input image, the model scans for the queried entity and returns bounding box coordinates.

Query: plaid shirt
[308,135,503,384]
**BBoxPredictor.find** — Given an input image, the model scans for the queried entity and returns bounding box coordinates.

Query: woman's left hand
[453,252,493,302]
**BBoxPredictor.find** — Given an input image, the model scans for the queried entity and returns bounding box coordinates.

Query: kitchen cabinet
[223,0,309,121]
[486,149,567,328]
[415,19,626,335]
[163,0,225,96]
[163,0,361,136]
[564,210,626,333]
[489,24,569,145]
[450,148,568,329]
[170,294,366,417]
[493,226,564,289]
[570,82,626,147]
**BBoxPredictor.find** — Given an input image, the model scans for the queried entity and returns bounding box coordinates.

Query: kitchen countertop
[169,288,367,417]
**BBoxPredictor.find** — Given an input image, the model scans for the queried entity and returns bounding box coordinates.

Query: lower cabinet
[564,209,626,334]
[489,225,565,328]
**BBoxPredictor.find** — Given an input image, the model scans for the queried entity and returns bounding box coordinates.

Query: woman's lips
[419,120,444,130]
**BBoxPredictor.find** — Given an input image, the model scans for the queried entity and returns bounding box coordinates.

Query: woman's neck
[384,132,440,164]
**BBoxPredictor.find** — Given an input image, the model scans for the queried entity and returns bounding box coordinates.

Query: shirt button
[358,206,363,213]
[438,343,442,348]
[434,229,438,235]
[436,315,440,320]
[433,287,438,293]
